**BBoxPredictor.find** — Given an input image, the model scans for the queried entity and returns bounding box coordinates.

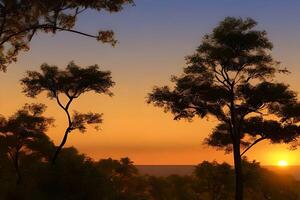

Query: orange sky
[0,1,300,165]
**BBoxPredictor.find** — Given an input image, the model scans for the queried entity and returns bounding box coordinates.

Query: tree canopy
[147,17,300,200]
[0,103,54,183]
[21,61,115,163]
[0,0,134,71]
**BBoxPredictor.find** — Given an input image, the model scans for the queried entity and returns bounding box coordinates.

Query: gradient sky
[1,0,300,165]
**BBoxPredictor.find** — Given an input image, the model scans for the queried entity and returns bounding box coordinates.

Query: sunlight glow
[278,160,288,167]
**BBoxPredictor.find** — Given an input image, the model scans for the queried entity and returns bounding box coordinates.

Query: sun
[277,160,288,167]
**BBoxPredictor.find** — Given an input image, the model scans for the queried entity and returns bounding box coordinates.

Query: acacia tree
[21,62,115,163]
[0,103,53,184]
[147,17,300,200]
[0,0,134,71]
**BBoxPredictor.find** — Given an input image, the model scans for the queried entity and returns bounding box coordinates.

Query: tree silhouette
[21,62,115,163]
[147,17,300,200]
[193,161,234,200]
[0,0,134,71]
[95,157,148,200]
[0,103,53,184]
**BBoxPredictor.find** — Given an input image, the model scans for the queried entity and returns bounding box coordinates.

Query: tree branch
[240,104,266,119]
[55,94,66,111]
[0,24,98,46]
[240,137,266,156]
[232,64,247,84]
[52,94,74,164]
[221,67,232,86]
[215,75,231,90]
[55,93,73,127]
[74,7,87,18]
[65,97,73,113]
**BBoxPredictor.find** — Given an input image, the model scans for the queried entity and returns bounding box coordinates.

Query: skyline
[1,0,300,165]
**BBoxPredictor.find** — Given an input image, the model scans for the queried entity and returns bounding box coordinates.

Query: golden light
[277,160,288,167]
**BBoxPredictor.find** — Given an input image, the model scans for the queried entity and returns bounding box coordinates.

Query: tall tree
[0,103,53,184]
[147,17,300,200]
[21,61,115,163]
[0,0,134,71]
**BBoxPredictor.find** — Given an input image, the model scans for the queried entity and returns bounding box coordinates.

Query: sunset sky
[1,0,300,165]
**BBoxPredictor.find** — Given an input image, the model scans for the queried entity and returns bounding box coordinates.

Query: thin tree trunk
[52,95,73,164]
[52,128,71,164]
[233,136,243,200]
[229,86,243,200]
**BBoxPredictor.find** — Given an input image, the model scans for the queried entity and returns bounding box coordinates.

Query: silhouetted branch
[240,137,266,156]
[52,95,73,164]
[0,24,98,46]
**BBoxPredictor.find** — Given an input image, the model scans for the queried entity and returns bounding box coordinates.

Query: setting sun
[278,160,288,167]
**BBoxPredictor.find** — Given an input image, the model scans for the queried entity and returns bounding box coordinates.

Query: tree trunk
[52,128,71,164]
[233,137,243,200]
[229,87,243,200]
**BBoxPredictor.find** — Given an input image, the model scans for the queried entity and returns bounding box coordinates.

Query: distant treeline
[0,144,299,200]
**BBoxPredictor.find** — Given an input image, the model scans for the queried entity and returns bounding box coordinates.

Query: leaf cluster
[0,0,134,71]
[0,103,54,160]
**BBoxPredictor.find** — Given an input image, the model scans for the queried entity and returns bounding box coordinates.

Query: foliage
[0,103,54,183]
[147,17,300,199]
[147,16,299,153]
[0,0,134,71]
[193,161,234,200]
[20,61,115,163]
[0,142,299,200]
[0,113,299,200]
